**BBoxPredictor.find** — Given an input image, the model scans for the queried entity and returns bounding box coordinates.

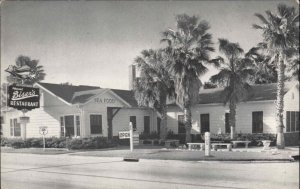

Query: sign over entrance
[8,85,40,110]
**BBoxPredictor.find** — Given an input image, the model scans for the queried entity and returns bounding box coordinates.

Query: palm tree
[6,55,46,85]
[245,46,277,84]
[253,4,299,148]
[161,14,216,143]
[210,39,255,139]
[133,49,175,140]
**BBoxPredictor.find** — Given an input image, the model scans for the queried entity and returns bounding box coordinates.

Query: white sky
[1,0,297,89]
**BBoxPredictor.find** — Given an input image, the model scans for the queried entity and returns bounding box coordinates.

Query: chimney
[129,64,136,90]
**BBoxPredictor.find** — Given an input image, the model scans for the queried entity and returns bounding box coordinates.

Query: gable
[83,90,131,108]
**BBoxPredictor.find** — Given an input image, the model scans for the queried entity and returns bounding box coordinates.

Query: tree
[6,55,46,85]
[133,49,175,140]
[161,14,216,143]
[245,46,278,84]
[253,4,299,148]
[210,39,255,139]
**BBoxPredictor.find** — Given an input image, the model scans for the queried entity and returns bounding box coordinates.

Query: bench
[164,140,180,148]
[187,143,204,151]
[211,143,232,151]
[231,141,251,148]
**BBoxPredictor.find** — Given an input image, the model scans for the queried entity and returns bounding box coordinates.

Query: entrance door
[157,117,161,136]
[200,114,210,133]
[252,111,263,133]
[225,113,230,134]
[144,116,150,134]
[178,115,186,134]
[65,115,75,137]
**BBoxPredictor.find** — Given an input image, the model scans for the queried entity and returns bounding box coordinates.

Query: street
[1,152,299,189]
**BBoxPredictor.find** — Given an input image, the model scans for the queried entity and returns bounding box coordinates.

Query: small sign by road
[39,127,48,135]
[119,131,130,139]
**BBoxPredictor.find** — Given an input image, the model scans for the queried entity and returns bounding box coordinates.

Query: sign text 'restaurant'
[8,85,40,110]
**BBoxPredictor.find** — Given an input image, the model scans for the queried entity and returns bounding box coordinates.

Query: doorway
[200,114,210,133]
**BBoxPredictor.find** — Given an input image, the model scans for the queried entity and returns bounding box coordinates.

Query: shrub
[46,137,67,148]
[66,137,116,150]
[9,139,26,148]
[112,136,130,145]
[140,131,159,140]
[1,137,9,146]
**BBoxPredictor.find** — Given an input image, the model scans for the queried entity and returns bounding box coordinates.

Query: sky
[1,0,298,90]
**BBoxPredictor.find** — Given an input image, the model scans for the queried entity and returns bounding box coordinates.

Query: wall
[167,100,277,134]
[112,108,155,136]
[2,88,78,138]
[283,84,299,133]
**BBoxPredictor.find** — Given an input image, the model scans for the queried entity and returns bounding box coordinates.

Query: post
[43,135,45,151]
[205,132,211,156]
[20,110,29,140]
[129,122,133,152]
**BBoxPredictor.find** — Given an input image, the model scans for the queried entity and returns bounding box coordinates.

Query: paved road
[1,153,299,189]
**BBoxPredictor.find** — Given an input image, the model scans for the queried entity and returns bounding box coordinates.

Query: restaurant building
[1,77,299,144]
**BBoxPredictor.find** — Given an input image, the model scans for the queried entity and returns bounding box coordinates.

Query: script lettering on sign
[119,131,130,139]
[94,98,116,104]
[8,85,40,110]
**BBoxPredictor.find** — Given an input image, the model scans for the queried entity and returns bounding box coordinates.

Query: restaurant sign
[8,85,40,110]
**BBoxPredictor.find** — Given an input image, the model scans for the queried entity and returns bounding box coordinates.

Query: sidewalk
[2,146,298,161]
[68,146,299,162]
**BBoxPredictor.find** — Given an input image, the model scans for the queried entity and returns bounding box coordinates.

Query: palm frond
[254,13,269,25]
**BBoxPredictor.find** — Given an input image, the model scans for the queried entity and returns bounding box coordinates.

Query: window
[130,116,137,131]
[10,118,21,137]
[60,115,80,137]
[76,115,80,136]
[225,113,230,134]
[65,115,75,137]
[90,114,102,134]
[286,111,299,132]
[144,116,150,134]
[200,114,210,133]
[60,117,65,137]
[252,111,263,133]
[178,115,185,134]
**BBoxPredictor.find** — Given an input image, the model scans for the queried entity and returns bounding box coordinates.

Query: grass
[1,147,74,155]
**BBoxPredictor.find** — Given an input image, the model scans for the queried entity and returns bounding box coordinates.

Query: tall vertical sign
[205,132,211,156]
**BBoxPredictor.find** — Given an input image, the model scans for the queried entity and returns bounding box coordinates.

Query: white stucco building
[1,81,299,145]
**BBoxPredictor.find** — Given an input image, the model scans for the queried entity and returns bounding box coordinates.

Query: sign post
[39,127,48,151]
[129,122,133,152]
[205,132,211,156]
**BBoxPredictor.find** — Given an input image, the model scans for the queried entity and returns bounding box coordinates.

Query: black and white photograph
[0,0,299,188]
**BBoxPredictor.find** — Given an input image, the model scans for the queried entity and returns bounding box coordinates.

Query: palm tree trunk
[160,103,168,140]
[229,99,236,140]
[276,54,285,149]
[184,106,192,143]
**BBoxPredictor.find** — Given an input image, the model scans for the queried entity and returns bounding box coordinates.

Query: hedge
[165,131,277,146]
[1,137,116,149]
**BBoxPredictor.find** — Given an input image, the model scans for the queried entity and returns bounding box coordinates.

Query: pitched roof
[37,82,100,103]
[111,89,138,107]
[169,82,297,106]
[71,89,107,104]
[37,82,138,107]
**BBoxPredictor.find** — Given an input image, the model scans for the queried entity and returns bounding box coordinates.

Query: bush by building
[0,137,116,149]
